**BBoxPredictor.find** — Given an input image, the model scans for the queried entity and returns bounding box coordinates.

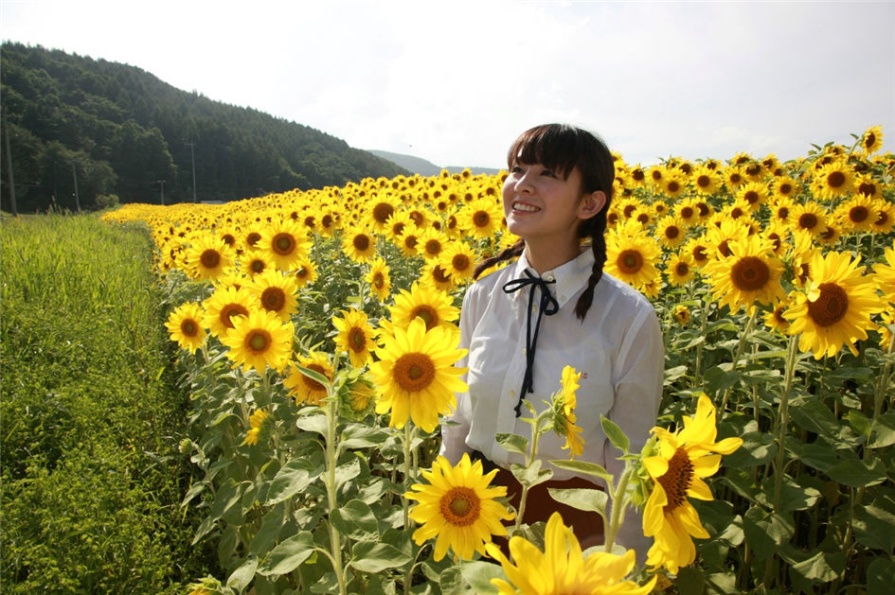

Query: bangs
[506,123,613,196]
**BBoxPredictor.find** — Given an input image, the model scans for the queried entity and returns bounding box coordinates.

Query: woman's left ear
[578,190,607,220]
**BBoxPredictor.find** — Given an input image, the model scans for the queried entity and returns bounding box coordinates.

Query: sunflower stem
[602,465,633,553]
[403,422,414,532]
[512,414,544,536]
[719,306,757,415]
[323,386,347,595]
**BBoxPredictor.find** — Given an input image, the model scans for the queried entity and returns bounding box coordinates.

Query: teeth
[514,203,540,213]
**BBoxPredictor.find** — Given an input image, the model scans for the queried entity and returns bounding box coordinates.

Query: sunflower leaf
[601,416,630,454]
[547,486,608,516]
[549,459,613,482]
[256,531,315,576]
[495,432,529,456]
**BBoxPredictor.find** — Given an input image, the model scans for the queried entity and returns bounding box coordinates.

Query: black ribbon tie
[502,269,560,417]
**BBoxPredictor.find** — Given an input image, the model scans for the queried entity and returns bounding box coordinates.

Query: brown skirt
[473,451,605,550]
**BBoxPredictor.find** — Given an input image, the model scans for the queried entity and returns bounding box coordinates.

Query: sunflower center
[432,265,451,284]
[404,235,418,249]
[271,233,295,255]
[250,259,266,274]
[425,240,442,256]
[262,287,286,312]
[827,171,847,189]
[181,319,199,337]
[222,304,249,329]
[696,175,711,189]
[200,249,221,269]
[303,364,328,392]
[373,203,395,224]
[693,246,708,264]
[247,330,271,353]
[680,206,694,219]
[667,181,681,193]
[674,261,690,277]
[353,234,371,251]
[849,206,869,223]
[349,327,367,353]
[864,133,877,150]
[473,211,490,228]
[411,306,438,330]
[717,240,732,258]
[779,183,793,196]
[731,256,771,291]
[393,353,436,392]
[807,282,849,327]
[440,487,481,527]
[743,190,759,204]
[659,447,694,512]
[247,232,262,247]
[222,233,237,246]
[452,254,471,272]
[372,272,385,289]
[618,249,643,274]
[857,182,877,197]
[799,213,819,230]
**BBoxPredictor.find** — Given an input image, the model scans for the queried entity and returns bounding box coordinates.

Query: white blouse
[439,249,664,546]
[439,248,664,555]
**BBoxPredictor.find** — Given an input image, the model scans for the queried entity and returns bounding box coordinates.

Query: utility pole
[71,161,81,212]
[2,105,17,216]
[186,141,197,202]
[157,179,166,205]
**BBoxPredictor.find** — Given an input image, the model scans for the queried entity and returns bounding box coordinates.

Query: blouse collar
[512,248,595,310]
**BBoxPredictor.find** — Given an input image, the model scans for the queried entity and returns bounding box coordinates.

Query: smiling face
[502,161,605,270]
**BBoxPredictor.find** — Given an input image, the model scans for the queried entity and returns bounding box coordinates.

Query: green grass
[1,213,214,593]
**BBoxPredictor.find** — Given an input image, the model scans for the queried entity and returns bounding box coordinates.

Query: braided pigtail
[473,239,525,280]
[574,220,608,320]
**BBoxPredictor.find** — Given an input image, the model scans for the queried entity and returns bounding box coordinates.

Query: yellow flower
[438,241,478,284]
[284,351,334,406]
[388,281,459,333]
[341,226,377,263]
[859,125,884,155]
[332,308,375,368]
[461,198,502,239]
[405,454,515,562]
[365,257,392,302]
[245,269,299,321]
[665,253,696,287]
[642,394,743,574]
[258,218,311,271]
[872,242,895,304]
[486,512,657,595]
[370,317,467,433]
[788,201,828,237]
[220,308,294,374]
[185,235,235,281]
[202,286,253,338]
[655,215,689,249]
[243,408,270,446]
[165,302,207,353]
[605,222,662,292]
[690,165,721,196]
[702,234,786,313]
[812,160,855,201]
[673,304,691,327]
[784,250,885,359]
[551,365,585,458]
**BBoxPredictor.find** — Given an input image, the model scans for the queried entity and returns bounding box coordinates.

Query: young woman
[439,123,664,556]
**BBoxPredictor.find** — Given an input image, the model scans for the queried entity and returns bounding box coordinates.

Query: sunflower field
[101,126,894,594]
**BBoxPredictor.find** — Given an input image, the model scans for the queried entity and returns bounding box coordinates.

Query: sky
[2,0,894,170]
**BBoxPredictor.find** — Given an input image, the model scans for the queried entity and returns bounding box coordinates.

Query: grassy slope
[0,214,213,593]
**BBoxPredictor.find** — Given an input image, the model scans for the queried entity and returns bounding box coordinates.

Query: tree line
[0,42,408,213]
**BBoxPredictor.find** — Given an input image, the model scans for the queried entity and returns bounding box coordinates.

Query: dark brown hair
[473,123,615,320]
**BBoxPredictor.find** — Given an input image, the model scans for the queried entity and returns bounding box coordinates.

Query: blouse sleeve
[438,285,478,464]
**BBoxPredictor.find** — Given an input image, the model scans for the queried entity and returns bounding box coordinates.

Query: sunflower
[370,317,467,433]
[439,241,477,284]
[859,125,884,155]
[185,235,235,281]
[243,408,270,446]
[691,165,721,196]
[202,286,254,338]
[784,251,885,359]
[812,160,855,201]
[417,227,448,262]
[368,195,399,231]
[665,253,696,287]
[702,234,786,313]
[422,261,457,292]
[332,308,375,368]
[284,351,334,406]
[550,365,585,458]
[770,176,801,203]
[486,512,656,595]
[292,256,318,289]
[872,243,895,304]
[673,304,691,327]
[240,249,271,278]
[605,222,662,292]
[655,215,689,249]
[220,308,294,374]
[388,281,460,332]
[258,218,311,271]
[246,269,299,321]
[853,173,884,201]
[165,301,207,353]
[674,198,701,226]
[365,257,392,302]
[405,453,515,562]
[703,218,750,260]
[871,201,895,235]
[642,394,743,574]
[462,198,502,239]
[735,182,769,212]
[341,226,378,263]
[787,201,828,237]
[763,302,790,335]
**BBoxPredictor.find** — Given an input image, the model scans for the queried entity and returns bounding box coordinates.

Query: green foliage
[0,42,409,212]
[0,213,214,592]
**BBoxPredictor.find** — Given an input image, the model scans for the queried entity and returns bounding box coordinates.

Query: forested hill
[0,42,410,212]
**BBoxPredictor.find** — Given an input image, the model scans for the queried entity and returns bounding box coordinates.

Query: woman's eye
[541,169,557,178]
